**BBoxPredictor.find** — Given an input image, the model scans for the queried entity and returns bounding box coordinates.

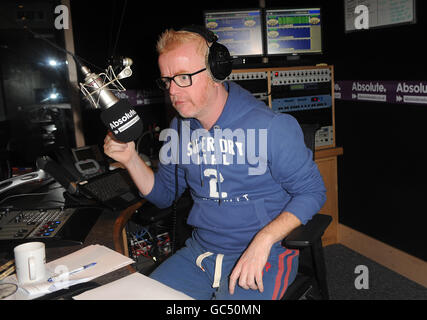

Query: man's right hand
[103,132,137,168]
[104,132,155,196]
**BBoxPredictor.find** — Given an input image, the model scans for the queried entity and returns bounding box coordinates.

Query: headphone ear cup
[207,42,233,82]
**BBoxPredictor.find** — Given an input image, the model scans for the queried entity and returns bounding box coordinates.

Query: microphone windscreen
[100,100,143,142]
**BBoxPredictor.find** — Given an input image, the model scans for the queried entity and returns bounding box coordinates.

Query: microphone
[79,59,143,142]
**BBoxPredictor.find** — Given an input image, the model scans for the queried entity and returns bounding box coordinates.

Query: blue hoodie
[145,81,326,254]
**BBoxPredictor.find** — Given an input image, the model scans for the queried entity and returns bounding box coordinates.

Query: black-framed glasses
[156,68,207,91]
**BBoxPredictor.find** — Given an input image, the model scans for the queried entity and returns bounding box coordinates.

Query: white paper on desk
[73,272,194,300]
[16,244,134,296]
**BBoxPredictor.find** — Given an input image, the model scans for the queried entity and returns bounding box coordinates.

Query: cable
[135,130,154,155]
[170,117,181,254]
[111,0,128,58]
[37,200,66,206]
[0,192,49,206]
[107,1,117,58]
[24,26,103,72]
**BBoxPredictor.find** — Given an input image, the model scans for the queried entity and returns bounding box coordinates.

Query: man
[103,27,326,300]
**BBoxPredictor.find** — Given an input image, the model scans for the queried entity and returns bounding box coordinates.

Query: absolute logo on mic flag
[109,109,140,134]
[100,100,143,142]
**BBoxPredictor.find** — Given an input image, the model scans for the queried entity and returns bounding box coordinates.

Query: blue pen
[48,262,97,282]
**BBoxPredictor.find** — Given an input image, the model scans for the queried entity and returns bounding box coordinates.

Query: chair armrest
[282,214,332,249]
[131,196,194,225]
[113,199,146,273]
[131,202,175,225]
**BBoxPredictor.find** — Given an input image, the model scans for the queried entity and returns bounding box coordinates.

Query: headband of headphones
[180,25,218,43]
[180,25,233,82]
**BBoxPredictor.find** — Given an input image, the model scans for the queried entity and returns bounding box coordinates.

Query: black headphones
[180,25,233,82]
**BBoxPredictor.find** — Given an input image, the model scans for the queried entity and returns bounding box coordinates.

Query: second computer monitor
[265,8,323,56]
[204,9,264,57]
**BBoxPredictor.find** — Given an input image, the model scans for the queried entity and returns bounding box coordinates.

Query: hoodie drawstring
[213,125,222,205]
[200,162,204,187]
[216,163,222,205]
[196,252,224,288]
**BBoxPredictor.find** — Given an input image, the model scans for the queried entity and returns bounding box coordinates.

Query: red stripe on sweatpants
[271,249,290,300]
[279,250,299,299]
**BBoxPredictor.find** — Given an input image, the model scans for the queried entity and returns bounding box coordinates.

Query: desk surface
[0,180,133,288]
[45,209,133,286]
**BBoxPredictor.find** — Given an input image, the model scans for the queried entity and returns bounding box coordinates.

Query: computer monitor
[265,7,323,56]
[204,8,264,57]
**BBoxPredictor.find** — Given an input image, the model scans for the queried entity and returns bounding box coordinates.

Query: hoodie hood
[215,81,263,128]
[187,81,265,131]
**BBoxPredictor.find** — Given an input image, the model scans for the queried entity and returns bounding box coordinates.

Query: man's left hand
[228,233,273,294]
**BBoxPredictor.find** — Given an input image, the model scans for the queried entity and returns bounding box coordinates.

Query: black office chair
[281,213,332,300]
[300,123,320,160]
[280,122,332,300]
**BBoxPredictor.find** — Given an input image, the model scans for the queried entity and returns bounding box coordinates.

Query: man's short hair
[156,29,207,57]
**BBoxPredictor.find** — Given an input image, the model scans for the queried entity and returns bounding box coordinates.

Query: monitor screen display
[265,8,322,55]
[204,9,263,57]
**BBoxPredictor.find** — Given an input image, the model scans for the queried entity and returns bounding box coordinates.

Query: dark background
[69,0,427,85]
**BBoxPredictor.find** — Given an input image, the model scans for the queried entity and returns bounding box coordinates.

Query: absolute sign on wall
[334,81,427,105]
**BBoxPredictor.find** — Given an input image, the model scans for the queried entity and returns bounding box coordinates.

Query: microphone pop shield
[100,100,143,142]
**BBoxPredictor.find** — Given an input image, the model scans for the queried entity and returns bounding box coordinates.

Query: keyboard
[0,207,101,248]
[81,172,131,202]
[77,169,140,210]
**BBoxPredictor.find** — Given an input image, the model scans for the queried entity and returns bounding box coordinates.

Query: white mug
[14,242,46,285]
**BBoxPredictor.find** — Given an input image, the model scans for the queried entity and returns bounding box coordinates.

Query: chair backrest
[299,123,320,159]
